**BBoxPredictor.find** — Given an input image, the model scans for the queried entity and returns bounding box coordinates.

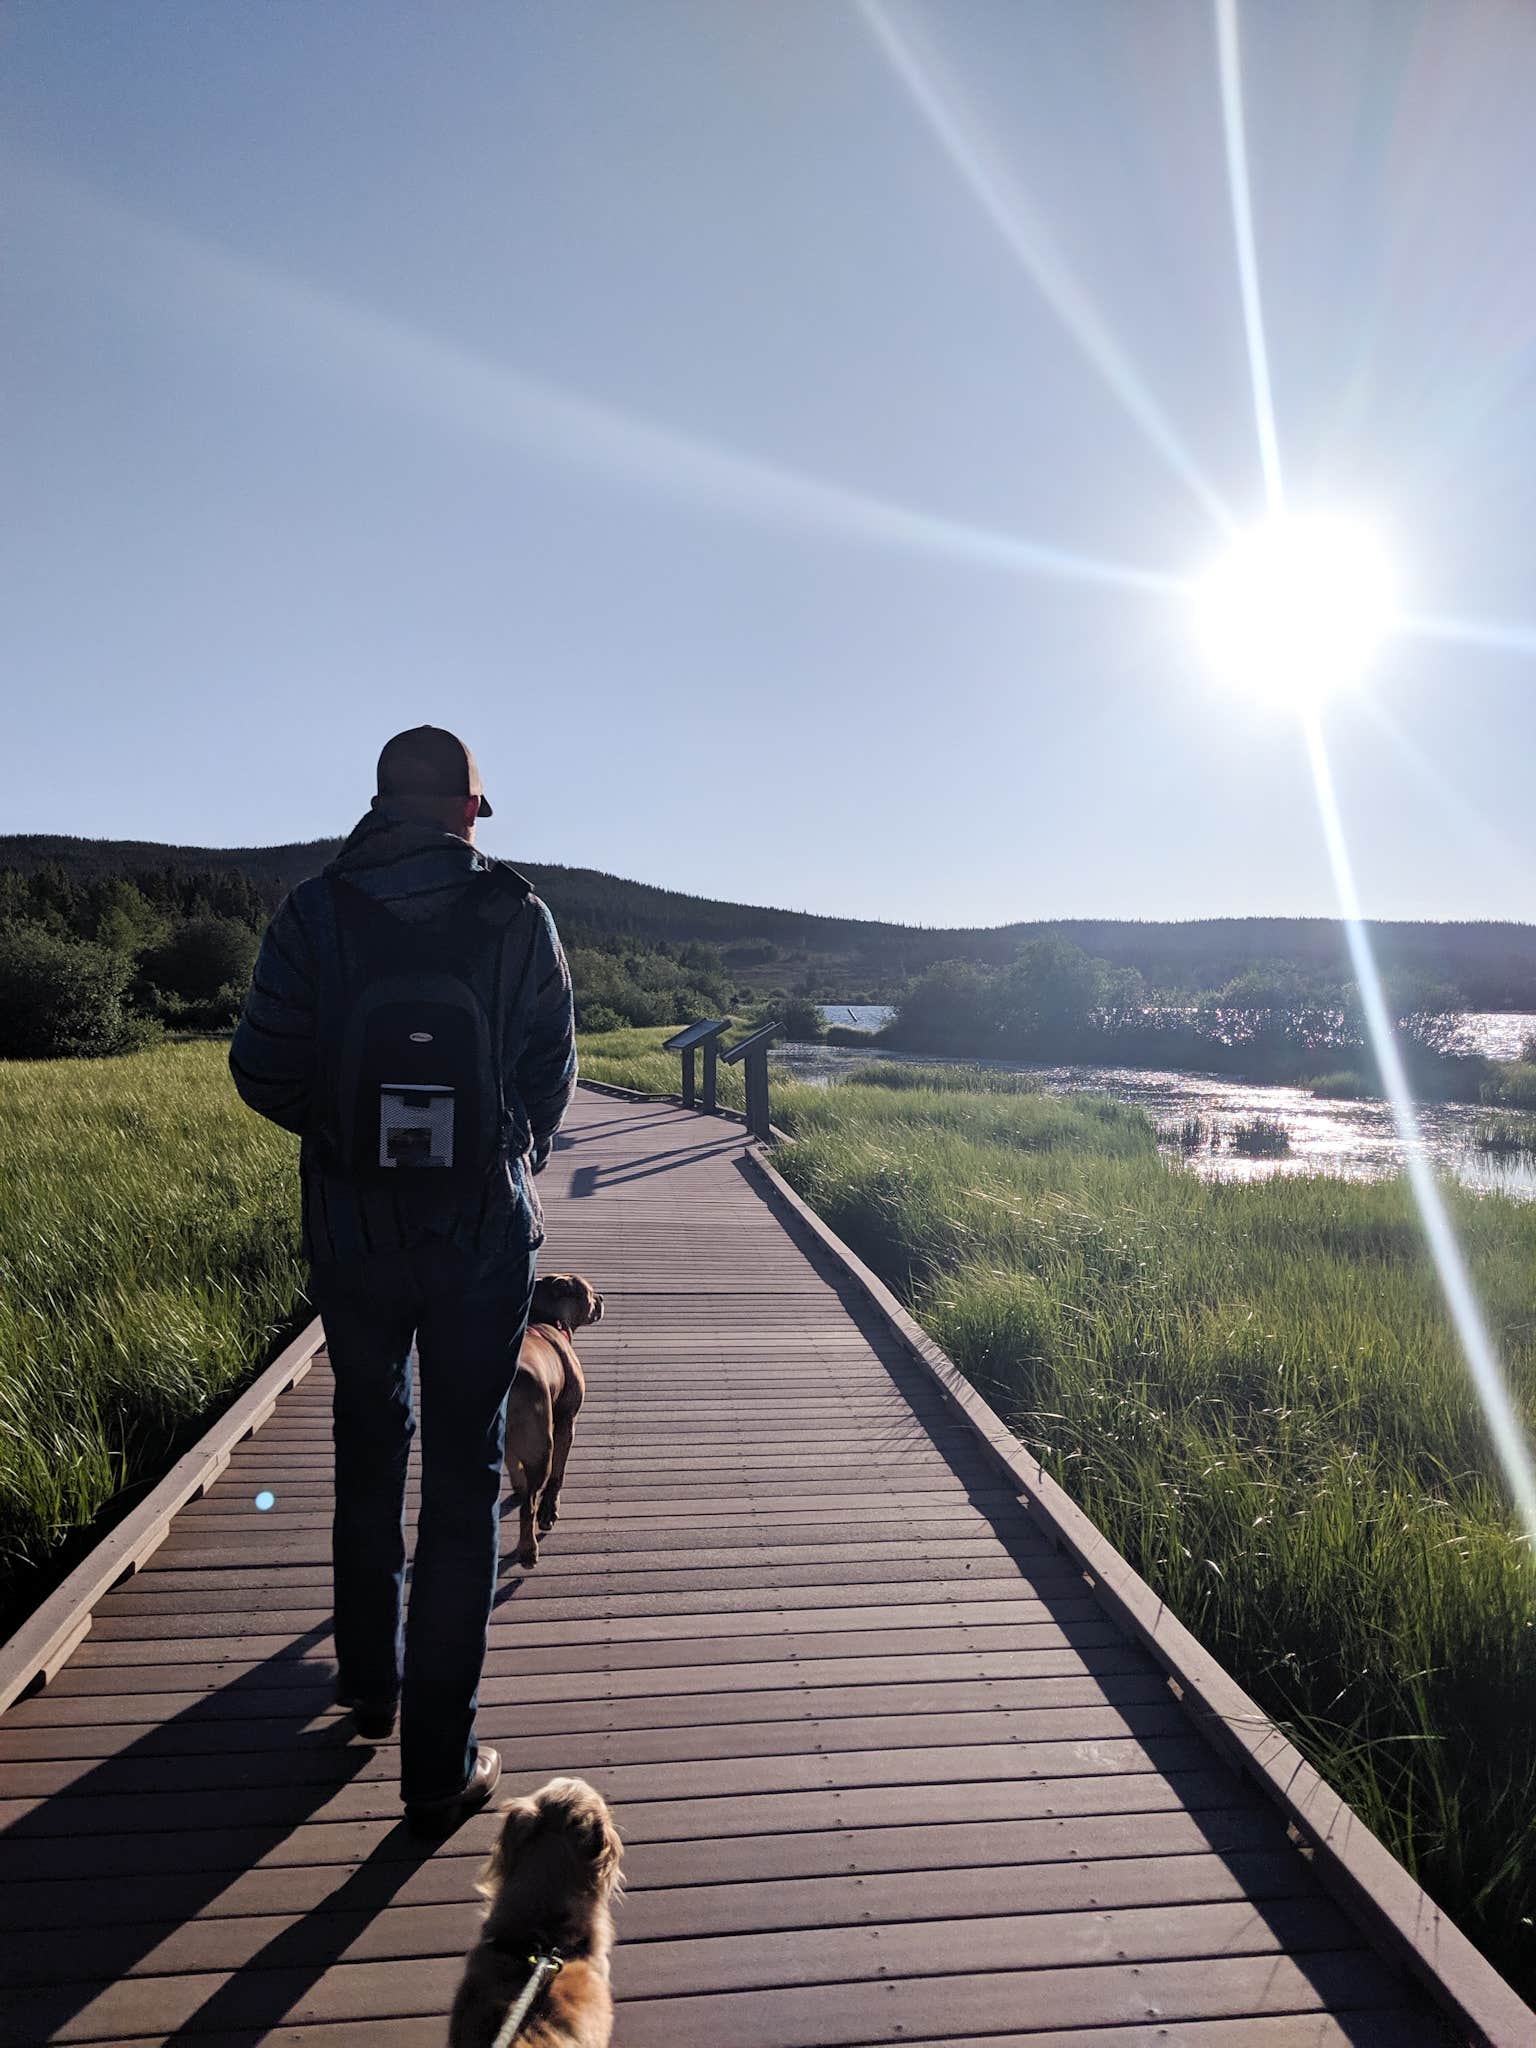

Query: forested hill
[4,834,1536,1005]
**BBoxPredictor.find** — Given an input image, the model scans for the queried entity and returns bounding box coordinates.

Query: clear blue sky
[6,1,1536,925]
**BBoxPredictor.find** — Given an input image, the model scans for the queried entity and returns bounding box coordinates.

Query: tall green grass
[836,1060,1048,1097]
[771,1071,1536,1998]
[0,1042,304,1616]
[1486,1061,1536,1111]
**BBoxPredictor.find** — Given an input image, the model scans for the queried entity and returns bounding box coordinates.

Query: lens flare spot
[1196,514,1395,704]
[255,1490,276,1513]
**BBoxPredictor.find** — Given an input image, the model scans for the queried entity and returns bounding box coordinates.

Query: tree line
[3,833,1533,1065]
[0,858,755,1058]
[884,936,1487,1097]
[9,834,1536,1006]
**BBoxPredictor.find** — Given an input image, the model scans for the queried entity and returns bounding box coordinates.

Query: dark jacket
[230,805,576,1262]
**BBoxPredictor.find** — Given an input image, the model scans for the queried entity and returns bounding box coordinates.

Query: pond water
[818,1005,1536,1060]
[818,1004,898,1033]
[783,1035,1536,1199]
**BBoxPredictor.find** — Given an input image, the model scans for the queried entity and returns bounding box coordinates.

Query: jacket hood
[325,806,530,921]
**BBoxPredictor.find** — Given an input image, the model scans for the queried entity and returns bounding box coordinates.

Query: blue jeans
[309,1239,536,1804]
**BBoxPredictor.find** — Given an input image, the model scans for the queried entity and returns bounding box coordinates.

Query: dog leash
[489,1946,564,2048]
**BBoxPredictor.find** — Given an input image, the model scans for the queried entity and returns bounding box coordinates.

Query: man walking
[231,727,575,1833]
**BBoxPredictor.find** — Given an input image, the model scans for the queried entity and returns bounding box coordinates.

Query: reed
[0,1042,303,1617]
[1474,1116,1536,1158]
[1228,1115,1293,1157]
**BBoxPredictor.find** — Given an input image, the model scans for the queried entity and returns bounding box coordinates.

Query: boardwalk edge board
[0,1317,327,1717]
[745,1144,1535,2048]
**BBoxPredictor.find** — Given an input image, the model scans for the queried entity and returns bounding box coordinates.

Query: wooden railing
[721,1021,780,1141]
[661,1018,731,1112]
[664,1017,781,1140]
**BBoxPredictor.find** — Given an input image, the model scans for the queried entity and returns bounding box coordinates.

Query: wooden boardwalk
[0,1088,1510,2043]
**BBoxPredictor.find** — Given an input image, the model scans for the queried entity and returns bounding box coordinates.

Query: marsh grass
[0,1041,303,1617]
[1229,1115,1293,1157]
[771,1072,1536,1996]
[1485,1061,1536,1111]
[837,1060,1047,1097]
[1310,1069,1375,1100]
[1158,1114,1210,1151]
[1475,1116,1536,1158]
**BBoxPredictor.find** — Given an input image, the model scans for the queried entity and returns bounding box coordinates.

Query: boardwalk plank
[0,1672,1178,1761]
[6,1850,1320,1984]
[17,1950,1424,2046]
[86,2017,1453,2048]
[0,1767,1263,1882]
[0,1812,1297,1933]
[0,1732,1221,1835]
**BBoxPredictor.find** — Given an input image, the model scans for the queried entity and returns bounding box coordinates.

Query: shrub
[0,925,156,1059]
[159,982,248,1032]
[577,1001,626,1034]
[139,916,259,1009]
[770,995,826,1042]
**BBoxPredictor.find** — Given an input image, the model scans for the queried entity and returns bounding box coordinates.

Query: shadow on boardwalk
[0,1621,440,2043]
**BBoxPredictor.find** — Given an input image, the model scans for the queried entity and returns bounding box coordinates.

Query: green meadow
[0,1041,304,1623]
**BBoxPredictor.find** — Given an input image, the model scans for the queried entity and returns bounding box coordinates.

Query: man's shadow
[0,1618,452,2044]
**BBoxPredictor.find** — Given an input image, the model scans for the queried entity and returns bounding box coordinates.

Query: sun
[1194,513,1396,704]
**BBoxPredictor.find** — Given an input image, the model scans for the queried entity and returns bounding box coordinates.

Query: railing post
[721,1022,781,1141]
[663,1020,731,1112]
[747,1047,770,1140]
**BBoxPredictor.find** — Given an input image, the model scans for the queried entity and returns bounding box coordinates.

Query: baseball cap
[375,726,493,817]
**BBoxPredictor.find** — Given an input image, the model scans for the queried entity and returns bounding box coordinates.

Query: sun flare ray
[859,0,1235,534]
[1214,0,1283,514]
[1303,714,1536,1552]
[1395,610,1536,660]
[13,155,1181,604]
[1206,14,1536,1549]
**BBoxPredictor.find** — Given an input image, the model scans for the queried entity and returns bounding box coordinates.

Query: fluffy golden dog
[448,1776,623,2048]
[505,1274,603,1567]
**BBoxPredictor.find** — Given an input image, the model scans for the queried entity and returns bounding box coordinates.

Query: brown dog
[505,1274,603,1567]
[448,1776,623,2048]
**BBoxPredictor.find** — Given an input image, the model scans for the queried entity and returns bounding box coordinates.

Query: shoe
[405,1745,502,1839]
[335,1693,397,1742]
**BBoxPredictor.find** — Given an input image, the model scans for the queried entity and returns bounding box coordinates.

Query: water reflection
[777,1039,1536,1200]
[817,1005,1536,1059]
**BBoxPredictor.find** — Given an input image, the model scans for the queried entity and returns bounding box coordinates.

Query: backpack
[322,870,535,1186]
